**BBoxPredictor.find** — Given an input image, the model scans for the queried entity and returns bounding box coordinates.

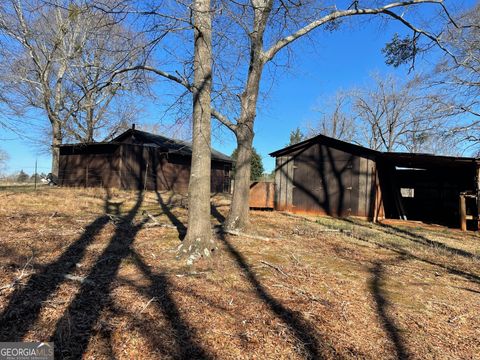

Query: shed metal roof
[270,133,479,168]
[269,133,379,159]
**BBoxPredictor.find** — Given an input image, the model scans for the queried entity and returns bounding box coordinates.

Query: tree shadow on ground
[0,193,114,341]
[336,218,480,285]
[155,190,186,239]
[1,189,211,359]
[128,249,211,359]
[215,224,332,359]
[377,222,480,261]
[49,191,210,359]
[369,258,410,360]
[210,204,225,223]
[50,191,146,358]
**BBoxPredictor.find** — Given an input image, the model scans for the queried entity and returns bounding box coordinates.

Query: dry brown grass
[0,187,479,359]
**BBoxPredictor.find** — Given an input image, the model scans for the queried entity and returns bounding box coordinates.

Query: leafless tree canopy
[0,0,146,173]
[422,4,480,151]
[307,92,356,142]
[0,148,9,174]
[309,74,459,155]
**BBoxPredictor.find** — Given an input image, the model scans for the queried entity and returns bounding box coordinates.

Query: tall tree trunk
[224,0,271,231]
[51,121,62,177]
[225,124,253,230]
[178,0,215,264]
[225,5,272,230]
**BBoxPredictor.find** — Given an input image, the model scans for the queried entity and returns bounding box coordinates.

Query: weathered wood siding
[274,142,379,218]
[59,144,121,188]
[274,156,294,211]
[249,181,275,209]
[59,143,231,193]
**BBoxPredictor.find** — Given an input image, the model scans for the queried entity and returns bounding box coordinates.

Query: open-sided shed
[270,134,480,228]
[59,127,233,193]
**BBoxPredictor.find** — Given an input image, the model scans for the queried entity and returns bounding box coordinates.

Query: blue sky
[0,0,476,175]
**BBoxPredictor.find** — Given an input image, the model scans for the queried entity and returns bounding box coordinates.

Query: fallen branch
[175,271,211,277]
[317,229,348,233]
[272,284,328,304]
[64,274,95,285]
[261,260,289,277]
[139,297,157,313]
[143,210,177,229]
[223,229,273,241]
[144,222,178,229]
[107,214,123,224]
[0,247,35,292]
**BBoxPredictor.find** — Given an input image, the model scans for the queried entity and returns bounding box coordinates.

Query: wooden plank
[365,159,373,218]
[274,157,281,209]
[249,182,274,208]
[358,157,368,217]
[279,156,286,210]
[476,166,480,230]
[372,166,384,223]
[460,194,467,231]
[286,156,293,209]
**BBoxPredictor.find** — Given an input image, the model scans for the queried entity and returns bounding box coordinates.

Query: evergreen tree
[289,127,305,145]
[17,170,29,182]
[231,147,264,181]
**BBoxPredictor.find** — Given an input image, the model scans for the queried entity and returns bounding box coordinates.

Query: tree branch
[263,0,445,63]
[107,65,193,91]
[211,108,237,131]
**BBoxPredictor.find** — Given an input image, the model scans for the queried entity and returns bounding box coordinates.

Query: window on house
[400,188,415,198]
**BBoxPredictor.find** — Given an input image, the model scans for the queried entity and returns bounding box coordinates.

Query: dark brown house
[270,134,480,228]
[59,127,233,193]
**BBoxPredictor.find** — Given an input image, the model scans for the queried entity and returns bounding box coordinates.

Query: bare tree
[0,148,9,175]
[177,0,216,263]
[0,0,143,175]
[204,0,455,231]
[429,4,480,150]
[307,92,355,142]
[88,0,222,262]
[351,74,452,153]
[93,1,457,251]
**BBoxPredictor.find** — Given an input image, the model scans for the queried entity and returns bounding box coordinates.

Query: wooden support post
[476,166,480,230]
[144,162,149,191]
[34,158,37,191]
[119,145,124,189]
[372,170,378,224]
[460,194,467,232]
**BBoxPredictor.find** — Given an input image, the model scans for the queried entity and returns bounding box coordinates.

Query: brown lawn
[0,186,479,359]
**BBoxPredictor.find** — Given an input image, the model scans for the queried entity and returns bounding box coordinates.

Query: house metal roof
[61,129,233,163]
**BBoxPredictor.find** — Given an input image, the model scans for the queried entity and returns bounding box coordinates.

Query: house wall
[59,144,231,193]
[274,142,379,218]
[59,144,121,188]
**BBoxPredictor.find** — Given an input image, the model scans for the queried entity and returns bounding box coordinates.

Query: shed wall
[274,142,377,218]
[384,166,475,226]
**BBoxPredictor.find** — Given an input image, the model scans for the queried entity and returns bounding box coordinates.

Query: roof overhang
[269,133,379,159]
[380,152,480,169]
